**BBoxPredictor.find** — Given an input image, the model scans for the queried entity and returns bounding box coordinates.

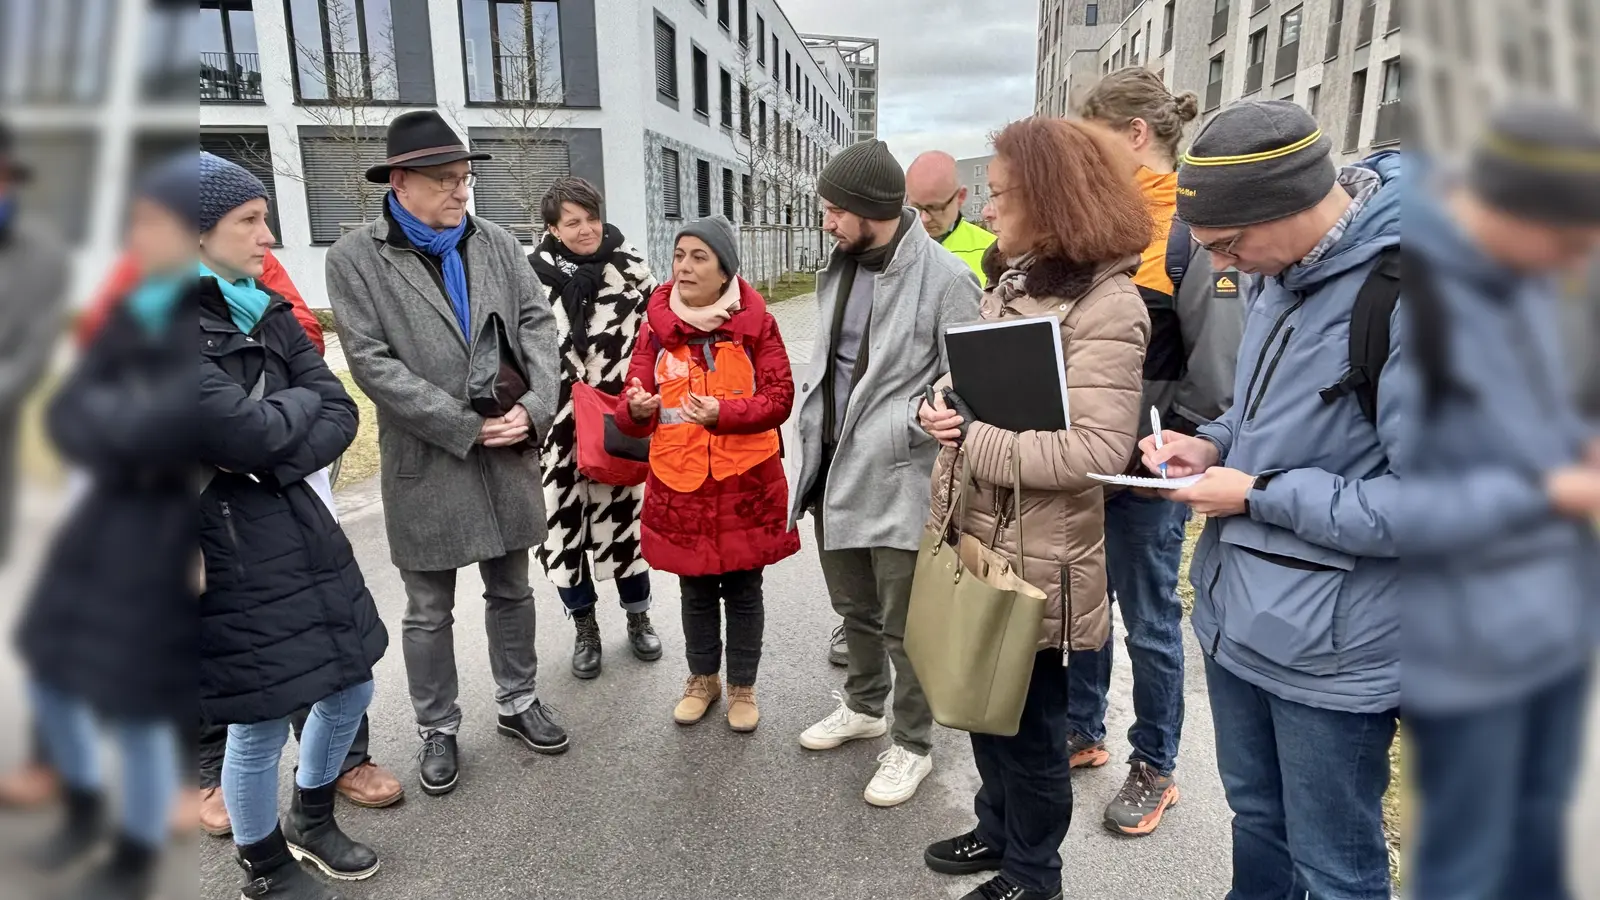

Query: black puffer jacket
[197,277,387,725]
[18,293,196,723]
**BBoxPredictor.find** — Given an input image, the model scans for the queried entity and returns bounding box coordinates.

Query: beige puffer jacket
[929,251,1150,653]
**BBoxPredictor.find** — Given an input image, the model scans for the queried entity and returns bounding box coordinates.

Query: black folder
[943,316,1070,433]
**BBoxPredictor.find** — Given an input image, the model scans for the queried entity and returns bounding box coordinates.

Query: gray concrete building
[1036,0,1402,162]
[956,153,994,222]
[802,34,881,144]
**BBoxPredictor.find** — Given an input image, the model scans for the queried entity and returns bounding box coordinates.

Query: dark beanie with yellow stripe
[1469,100,1600,227]
[1176,100,1335,228]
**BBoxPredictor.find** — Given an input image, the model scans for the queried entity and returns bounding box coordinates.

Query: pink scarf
[670,279,743,333]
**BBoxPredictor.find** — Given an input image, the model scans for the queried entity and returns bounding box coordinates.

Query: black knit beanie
[1469,99,1600,227]
[818,140,905,221]
[1177,100,1336,228]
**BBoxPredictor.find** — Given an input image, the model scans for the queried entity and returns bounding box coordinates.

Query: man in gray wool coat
[326,111,565,796]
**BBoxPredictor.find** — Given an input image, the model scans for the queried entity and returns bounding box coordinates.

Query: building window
[757,14,765,61]
[300,134,389,243]
[285,0,400,102]
[1103,59,1111,75]
[692,45,709,116]
[201,1,264,103]
[2,0,117,106]
[654,16,677,100]
[202,132,281,241]
[470,134,570,236]
[1086,3,1099,26]
[772,36,779,78]
[1131,30,1142,65]
[1246,28,1267,93]
[662,147,682,218]
[1344,67,1368,152]
[12,128,98,243]
[696,159,712,217]
[738,0,748,44]
[1275,6,1301,79]
[785,51,793,93]
[758,99,767,146]
[1387,0,1399,32]
[1306,83,1321,117]
[1433,68,1454,145]
[1253,0,1270,12]
[1213,0,1231,41]
[461,0,564,105]
[1355,0,1377,47]
[1206,53,1225,110]
[1374,57,1400,145]
[717,0,729,31]
[721,167,735,219]
[739,82,750,136]
[720,67,732,128]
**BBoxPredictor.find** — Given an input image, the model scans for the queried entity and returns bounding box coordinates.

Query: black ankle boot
[627,611,663,661]
[572,608,602,679]
[30,786,103,872]
[238,825,344,900]
[68,833,157,900]
[282,782,379,881]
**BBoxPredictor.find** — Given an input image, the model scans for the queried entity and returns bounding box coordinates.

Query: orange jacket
[77,250,324,354]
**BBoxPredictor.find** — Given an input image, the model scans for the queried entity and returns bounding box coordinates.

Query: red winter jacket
[77,250,324,354]
[616,279,800,577]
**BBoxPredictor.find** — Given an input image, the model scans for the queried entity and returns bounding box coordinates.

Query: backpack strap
[1318,247,1401,426]
[1166,220,1193,293]
[1402,251,1473,416]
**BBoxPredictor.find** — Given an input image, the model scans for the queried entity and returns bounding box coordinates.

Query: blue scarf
[198,262,273,334]
[387,193,471,338]
[127,273,190,336]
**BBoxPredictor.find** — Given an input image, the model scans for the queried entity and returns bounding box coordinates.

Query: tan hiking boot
[197,786,232,837]
[727,685,760,733]
[673,674,722,725]
[0,761,58,810]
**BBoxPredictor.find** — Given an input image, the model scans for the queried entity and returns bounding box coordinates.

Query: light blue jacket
[1386,171,1599,715]
[1188,152,1402,715]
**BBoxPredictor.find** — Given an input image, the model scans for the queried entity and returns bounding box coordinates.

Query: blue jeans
[557,571,652,615]
[1409,664,1592,900]
[1066,490,1188,773]
[29,681,177,849]
[972,650,1074,895]
[223,680,373,846]
[1205,657,1396,900]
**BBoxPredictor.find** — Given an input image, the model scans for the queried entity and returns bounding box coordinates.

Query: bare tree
[241,0,399,235]
[727,40,788,288]
[465,0,575,239]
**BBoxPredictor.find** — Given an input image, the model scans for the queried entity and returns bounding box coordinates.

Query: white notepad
[1087,473,1204,490]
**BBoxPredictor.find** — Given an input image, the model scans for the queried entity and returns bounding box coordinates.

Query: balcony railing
[1276,39,1301,77]
[1373,98,1402,145]
[200,51,263,102]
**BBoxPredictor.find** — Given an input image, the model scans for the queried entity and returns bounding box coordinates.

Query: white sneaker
[864,745,933,808]
[799,691,889,750]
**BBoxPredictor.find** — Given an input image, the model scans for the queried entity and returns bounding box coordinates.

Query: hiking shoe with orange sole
[1067,733,1110,769]
[1103,760,1180,836]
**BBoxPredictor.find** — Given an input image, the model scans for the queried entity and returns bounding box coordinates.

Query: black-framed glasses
[1190,228,1244,258]
[912,188,962,216]
[417,170,477,192]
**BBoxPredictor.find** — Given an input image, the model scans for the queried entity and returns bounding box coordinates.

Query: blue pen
[1150,407,1167,479]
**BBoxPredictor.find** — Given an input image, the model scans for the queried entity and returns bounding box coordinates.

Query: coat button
[801,383,810,392]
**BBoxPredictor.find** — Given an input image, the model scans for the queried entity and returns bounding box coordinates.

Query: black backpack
[1166,220,1194,294]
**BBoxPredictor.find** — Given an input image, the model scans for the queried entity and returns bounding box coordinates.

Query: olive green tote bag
[904,447,1048,738]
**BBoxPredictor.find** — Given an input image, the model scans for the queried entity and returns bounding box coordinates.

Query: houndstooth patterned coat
[532,240,657,590]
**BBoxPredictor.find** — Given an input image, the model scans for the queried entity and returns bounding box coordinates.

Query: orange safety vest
[650,335,780,493]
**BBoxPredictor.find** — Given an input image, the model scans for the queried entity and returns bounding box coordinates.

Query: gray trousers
[814,517,933,756]
[399,550,539,737]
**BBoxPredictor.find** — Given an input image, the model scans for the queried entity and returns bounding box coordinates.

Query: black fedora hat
[0,122,33,183]
[365,110,491,184]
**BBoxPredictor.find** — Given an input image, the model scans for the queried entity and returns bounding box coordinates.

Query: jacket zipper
[1061,565,1073,658]
[1246,326,1295,421]
[1207,566,1223,657]
[1239,297,1306,423]
[221,501,245,576]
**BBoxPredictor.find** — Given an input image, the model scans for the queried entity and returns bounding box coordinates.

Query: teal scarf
[198,262,273,334]
[126,273,190,336]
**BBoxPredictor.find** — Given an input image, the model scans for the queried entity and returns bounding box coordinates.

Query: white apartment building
[6,0,860,308]
[955,153,993,222]
[801,34,881,144]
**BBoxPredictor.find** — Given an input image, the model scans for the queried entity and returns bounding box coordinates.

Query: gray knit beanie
[198,151,268,233]
[1469,99,1600,227]
[818,140,905,221]
[1177,100,1336,228]
[677,215,741,278]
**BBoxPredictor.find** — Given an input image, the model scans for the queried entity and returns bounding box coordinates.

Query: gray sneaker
[1103,760,1180,836]
[828,622,849,667]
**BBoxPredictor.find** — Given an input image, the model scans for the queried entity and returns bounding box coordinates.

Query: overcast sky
[783,0,1038,166]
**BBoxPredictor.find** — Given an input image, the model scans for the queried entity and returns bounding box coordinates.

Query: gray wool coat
[326,212,560,572]
[786,214,983,552]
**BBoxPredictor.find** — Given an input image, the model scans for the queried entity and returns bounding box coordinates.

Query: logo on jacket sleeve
[1213,274,1239,297]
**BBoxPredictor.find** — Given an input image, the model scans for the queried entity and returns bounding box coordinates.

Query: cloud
[783,0,1038,165]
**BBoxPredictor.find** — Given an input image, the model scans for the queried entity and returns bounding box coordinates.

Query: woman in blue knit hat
[192,152,389,900]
